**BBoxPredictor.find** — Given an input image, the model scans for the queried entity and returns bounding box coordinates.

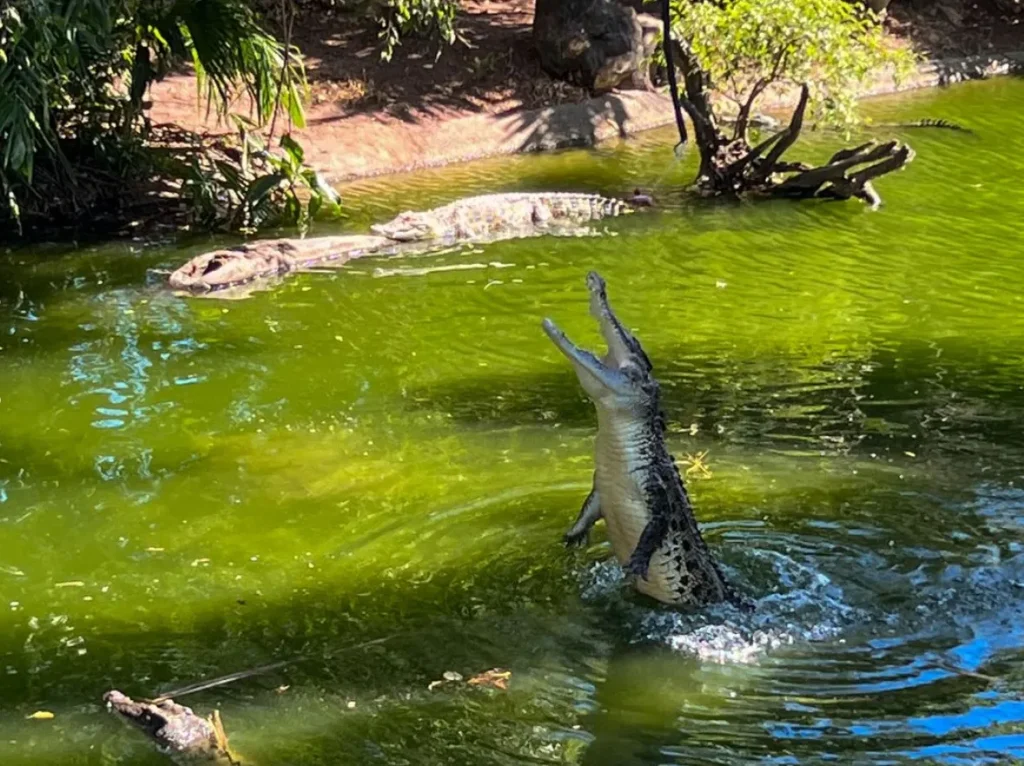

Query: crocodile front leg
[564,483,602,547]
[623,513,670,581]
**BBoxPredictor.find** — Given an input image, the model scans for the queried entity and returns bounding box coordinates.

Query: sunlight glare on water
[2,78,1024,765]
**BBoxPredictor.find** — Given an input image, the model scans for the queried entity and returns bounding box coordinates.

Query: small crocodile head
[371,211,444,241]
[542,271,657,414]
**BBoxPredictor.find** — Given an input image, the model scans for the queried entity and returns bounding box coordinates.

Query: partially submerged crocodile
[370,192,633,244]
[543,272,745,609]
[726,114,972,134]
[887,118,972,132]
[104,690,242,764]
[817,117,974,134]
[165,193,635,295]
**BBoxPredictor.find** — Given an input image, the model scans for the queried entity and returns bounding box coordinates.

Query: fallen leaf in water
[467,668,511,690]
[27,711,54,720]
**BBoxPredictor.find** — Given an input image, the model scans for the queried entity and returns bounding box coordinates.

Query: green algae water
[3,77,1024,764]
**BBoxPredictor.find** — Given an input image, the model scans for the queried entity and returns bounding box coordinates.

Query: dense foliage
[0,0,310,235]
[180,118,340,234]
[671,0,916,131]
[377,0,462,62]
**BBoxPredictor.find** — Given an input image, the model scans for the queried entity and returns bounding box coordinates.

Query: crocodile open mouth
[542,270,649,395]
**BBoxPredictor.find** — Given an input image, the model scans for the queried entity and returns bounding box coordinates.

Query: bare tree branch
[734,48,788,140]
[661,0,688,148]
[752,83,809,184]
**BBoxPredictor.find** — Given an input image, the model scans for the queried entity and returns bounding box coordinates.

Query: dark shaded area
[0,533,603,706]
[277,0,591,122]
[396,335,1024,462]
[886,0,1024,59]
[1,125,231,245]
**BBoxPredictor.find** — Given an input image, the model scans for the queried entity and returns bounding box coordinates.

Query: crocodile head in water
[542,272,742,609]
[370,211,444,242]
[104,690,241,764]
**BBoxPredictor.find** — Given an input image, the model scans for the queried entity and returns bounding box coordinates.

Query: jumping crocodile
[542,272,746,609]
[104,690,242,764]
[370,192,633,244]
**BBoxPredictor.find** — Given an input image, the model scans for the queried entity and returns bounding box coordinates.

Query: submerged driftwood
[738,86,916,208]
[664,33,916,206]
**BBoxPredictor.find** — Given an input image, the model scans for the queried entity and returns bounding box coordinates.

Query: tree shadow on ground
[284,0,1024,126]
[289,0,591,124]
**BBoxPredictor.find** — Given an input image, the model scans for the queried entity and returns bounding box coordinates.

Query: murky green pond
[3,77,1024,765]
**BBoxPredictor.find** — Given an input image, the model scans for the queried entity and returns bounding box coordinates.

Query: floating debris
[467,668,512,690]
[682,450,713,479]
[429,668,512,691]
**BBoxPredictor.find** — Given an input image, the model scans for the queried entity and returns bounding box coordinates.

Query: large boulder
[533,0,661,94]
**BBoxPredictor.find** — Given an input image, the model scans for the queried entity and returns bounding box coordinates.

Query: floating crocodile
[104,690,242,764]
[542,272,747,609]
[370,192,633,244]
[164,193,635,295]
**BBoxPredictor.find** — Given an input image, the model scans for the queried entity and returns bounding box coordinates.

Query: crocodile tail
[910,118,970,132]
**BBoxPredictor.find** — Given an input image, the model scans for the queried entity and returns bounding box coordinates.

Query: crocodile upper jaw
[542,318,633,396]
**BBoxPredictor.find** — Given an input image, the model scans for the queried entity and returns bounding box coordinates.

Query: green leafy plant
[0,0,310,236]
[376,0,463,62]
[181,117,341,235]
[670,0,916,134]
